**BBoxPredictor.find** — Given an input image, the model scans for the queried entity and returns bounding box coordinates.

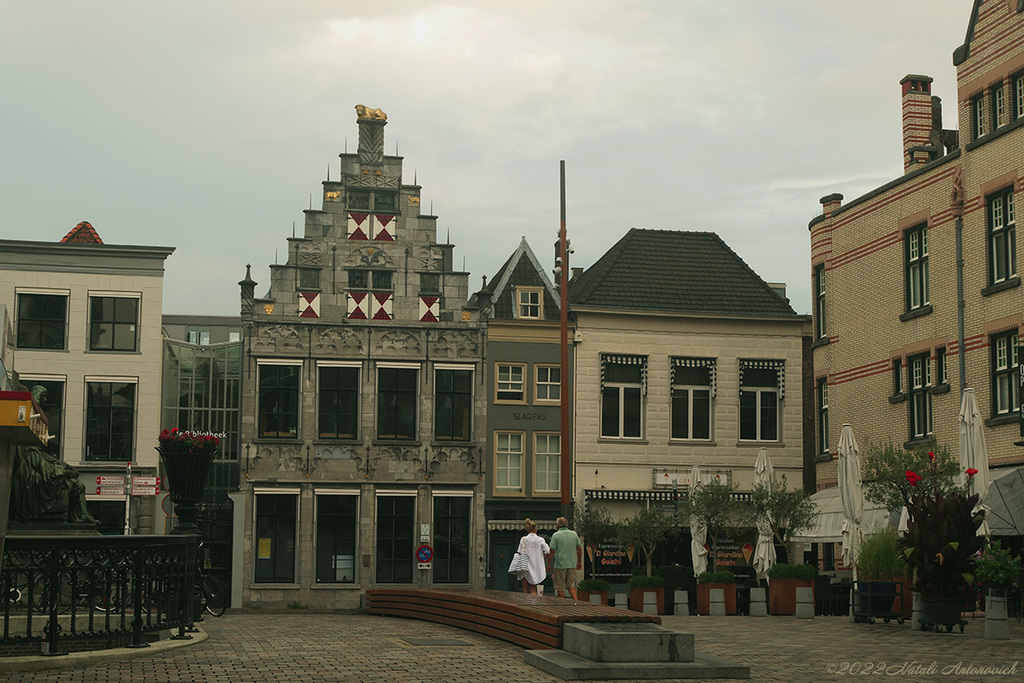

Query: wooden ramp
[365,588,660,650]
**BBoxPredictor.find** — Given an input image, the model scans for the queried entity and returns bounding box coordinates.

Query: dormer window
[347,270,393,291]
[516,287,542,319]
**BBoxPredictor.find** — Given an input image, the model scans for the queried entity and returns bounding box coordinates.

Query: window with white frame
[377,365,418,440]
[16,291,67,350]
[992,331,1020,417]
[671,358,714,440]
[818,379,829,456]
[893,358,904,396]
[994,84,1007,128]
[973,93,986,139]
[905,224,929,312]
[516,287,542,319]
[85,379,136,461]
[494,432,523,492]
[258,362,301,438]
[601,355,646,438]
[1015,73,1024,120]
[535,365,560,403]
[534,433,560,493]
[814,264,826,339]
[936,347,947,386]
[496,363,525,402]
[739,360,783,442]
[988,187,1017,286]
[435,366,473,441]
[909,353,932,440]
[375,493,415,583]
[254,491,298,583]
[89,294,139,352]
[315,492,358,583]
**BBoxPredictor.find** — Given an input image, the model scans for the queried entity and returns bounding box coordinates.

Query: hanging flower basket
[156,429,219,534]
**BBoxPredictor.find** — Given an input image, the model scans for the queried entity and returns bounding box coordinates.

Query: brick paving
[1,611,1021,682]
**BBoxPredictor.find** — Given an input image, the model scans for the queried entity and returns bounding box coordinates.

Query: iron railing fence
[1,535,198,656]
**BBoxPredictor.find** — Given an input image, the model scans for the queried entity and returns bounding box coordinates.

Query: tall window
[535,365,560,402]
[516,288,542,319]
[22,379,64,457]
[814,265,826,339]
[16,292,67,350]
[994,84,1007,128]
[258,364,300,438]
[671,359,712,440]
[495,364,525,402]
[905,224,929,311]
[377,367,417,440]
[973,93,986,139]
[601,355,645,438]
[1015,73,1024,120]
[376,495,415,583]
[433,496,470,583]
[435,368,472,441]
[818,379,829,456]
[318,365,359,438]
[936,347,947,386]
[893,358,904,396]
[495,432,523,492]
[909,353,932,440]
[534,433,560,493]
[992,331,1020,416]
[89,296,139,352]
[315,494,357,584]
[255,493,297,583]
[988,188,1016,286]
[85,381,135,461]
[739,361,782,442]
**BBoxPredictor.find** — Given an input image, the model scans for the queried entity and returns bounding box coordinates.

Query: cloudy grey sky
[2,1,970,316]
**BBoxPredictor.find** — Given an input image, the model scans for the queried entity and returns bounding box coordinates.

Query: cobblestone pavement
[2,612,1021,683]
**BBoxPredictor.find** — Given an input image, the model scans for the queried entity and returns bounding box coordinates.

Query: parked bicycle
[196,547,225,617]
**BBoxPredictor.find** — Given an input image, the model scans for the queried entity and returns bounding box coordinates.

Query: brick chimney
[901,75,937,172]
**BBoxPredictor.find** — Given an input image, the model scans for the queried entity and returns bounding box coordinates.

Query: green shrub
[653,564,696,593]
[975,541,1022,591]
[578,578,611,592]
[857,528,905,582]
[767,563,816,580]
[696,570,735,584]
[628,574,665,589]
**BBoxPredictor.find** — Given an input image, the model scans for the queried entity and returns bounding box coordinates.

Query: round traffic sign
[416,545,433,563]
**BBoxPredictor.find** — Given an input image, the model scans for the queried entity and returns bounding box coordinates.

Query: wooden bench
[365,588,660,650]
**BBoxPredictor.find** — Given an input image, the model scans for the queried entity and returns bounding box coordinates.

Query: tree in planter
[617,506,676,577]
[861,440,959,513]
[572,501,619,579]
[679,478,746,571]
[750,474,816,563]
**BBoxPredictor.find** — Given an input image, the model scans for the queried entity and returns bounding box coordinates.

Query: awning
[584,489,677,502]
[487,519,558,532]
[790,486,900,544]
[986,465,1024,536]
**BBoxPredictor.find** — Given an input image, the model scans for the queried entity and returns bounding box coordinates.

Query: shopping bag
[507,552,529,575]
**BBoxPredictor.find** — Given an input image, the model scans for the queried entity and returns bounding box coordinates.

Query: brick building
[809,2,1023,528]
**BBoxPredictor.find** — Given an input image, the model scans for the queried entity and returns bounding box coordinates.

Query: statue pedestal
[7,521,101,536]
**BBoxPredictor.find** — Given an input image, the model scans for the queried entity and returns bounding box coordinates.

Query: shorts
[551,567,577,592]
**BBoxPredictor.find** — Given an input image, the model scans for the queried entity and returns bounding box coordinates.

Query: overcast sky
[2,1,971,317]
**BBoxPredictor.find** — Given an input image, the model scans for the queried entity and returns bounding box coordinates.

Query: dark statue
[8,385,97,526]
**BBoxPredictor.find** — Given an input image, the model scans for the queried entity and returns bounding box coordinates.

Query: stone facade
[236,108,486,609]
[809,1,1024,489]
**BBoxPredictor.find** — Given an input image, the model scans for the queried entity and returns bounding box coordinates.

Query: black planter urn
[157,447,214,535]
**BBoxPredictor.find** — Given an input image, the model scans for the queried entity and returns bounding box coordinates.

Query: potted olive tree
[766,563,816,615]
[696,570,737,615]
[618,507,674,613]
[854,528,905,623]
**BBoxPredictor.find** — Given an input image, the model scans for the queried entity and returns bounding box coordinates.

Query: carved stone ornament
[346,246,394,269]
[344,173,400,189]
[297,244,322,266]
[374,330,424,355]
[950,165,965,217]
[378,445,418,462]
[252,444,303,471]
[430,330,480,358]
[315,444,357,460]
[313,327,365,356]
[252,324,306,354]
[355,104,387,121]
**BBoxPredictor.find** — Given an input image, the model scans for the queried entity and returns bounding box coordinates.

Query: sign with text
[588,543,634,580]
[95,486,126,496]
[132,476,161,487]
[131,485,159,496]
[96,476,125,486]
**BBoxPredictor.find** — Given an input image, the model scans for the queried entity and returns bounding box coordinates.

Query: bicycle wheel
[200,576,226,616]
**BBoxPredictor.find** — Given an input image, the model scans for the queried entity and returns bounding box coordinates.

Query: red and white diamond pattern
[372,214,395,241]
[371,292,393,320]
[347,213,370,240]
[419,296,439,322]
[347,213,396,241]
[298,292,320,318]
[347,291,369,319]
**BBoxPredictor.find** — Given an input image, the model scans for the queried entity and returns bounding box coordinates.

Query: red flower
[966,467,978,478]
[905,470,922,486]
[928,451,935,461]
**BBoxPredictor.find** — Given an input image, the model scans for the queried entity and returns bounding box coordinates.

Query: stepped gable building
[236,106,485,609]
[469,236,571,589]
[808,2,1024,542]
[0,223,173,534]
[568,228,809,572]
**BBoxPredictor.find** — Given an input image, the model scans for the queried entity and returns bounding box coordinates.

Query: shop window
[255,493,297,583]
[375,495,415,583]
[315,494,357,584]
[432,495,470,583]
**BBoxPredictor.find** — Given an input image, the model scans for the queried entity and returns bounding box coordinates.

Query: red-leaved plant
[157,428,221,457]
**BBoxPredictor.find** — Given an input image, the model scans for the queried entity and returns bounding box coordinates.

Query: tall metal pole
[559,161,572,517]
[956,215,966,393]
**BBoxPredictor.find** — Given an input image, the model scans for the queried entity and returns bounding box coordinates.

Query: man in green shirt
[547,516,583,599]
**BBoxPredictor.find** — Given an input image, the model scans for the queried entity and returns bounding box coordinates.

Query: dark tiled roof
[569,229,796,317]
[60,221,103,244]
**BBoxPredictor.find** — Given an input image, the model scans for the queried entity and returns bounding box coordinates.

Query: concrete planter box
[696,583,736,615]
[769,578,814,615]
[628,587,664,614]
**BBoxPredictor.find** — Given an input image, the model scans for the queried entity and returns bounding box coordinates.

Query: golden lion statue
[355,104,387,121]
